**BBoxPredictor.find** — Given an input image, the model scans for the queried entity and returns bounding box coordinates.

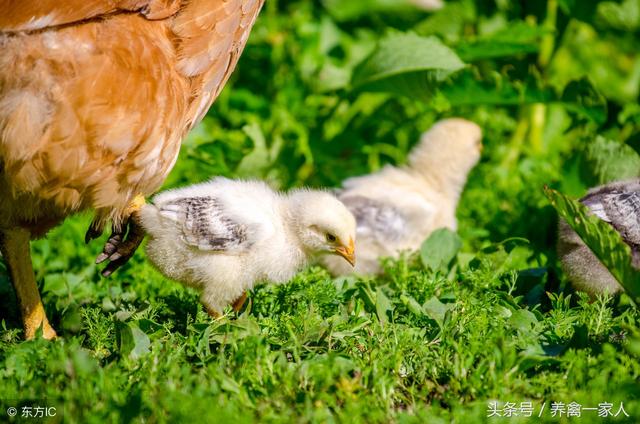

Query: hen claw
[96,218,145,277]
[84,222,104,244]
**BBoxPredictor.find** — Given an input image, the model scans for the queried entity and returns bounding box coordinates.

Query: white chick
[138,177,356,316]
[322,118,482,275]
[558,179,640,297]
[409,0,444,11]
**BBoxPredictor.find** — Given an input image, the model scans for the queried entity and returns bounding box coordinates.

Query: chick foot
[205,305,221,319]
[203,292,247,319]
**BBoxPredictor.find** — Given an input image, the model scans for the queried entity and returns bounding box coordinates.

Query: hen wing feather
[0,0,181,32]
[0,0,264,228]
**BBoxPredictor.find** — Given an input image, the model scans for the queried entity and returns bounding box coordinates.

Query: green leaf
[357,283,377,312]
[455,21,547,62]
[375,288,393,326]
[235,123,272,178]
[422,296,451,327]
[413,1,475,42]
[508,309,539,333]
[116,321,151,361]
[351,33,465,102]
[323,0,436,21]
[544,186,640,305]
[549,20,640,104]
[584,136,640,185]
[400,294,425,317]
[420,228,462,272]
[219,375,242,394]
[435,72,606,124]
[597,0,640,31]
[560,79,609,124]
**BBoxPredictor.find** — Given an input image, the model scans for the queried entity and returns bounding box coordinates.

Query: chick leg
[95,195,147,277]
[0,229,56,340]
[204,304,221,319]
[202,293,246,319]
[231,291,248,312]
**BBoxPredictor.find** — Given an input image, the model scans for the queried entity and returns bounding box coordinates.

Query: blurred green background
[1,0,640,422]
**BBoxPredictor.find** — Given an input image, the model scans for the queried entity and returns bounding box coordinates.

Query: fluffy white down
[323,118,482,275]
[139,178,355,313]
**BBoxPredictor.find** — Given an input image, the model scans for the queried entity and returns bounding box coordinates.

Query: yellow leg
[126,194,147,216]
[205,304,221,319]
[0,229,56,340]
[203,292,247,319]
[231,291,248,312]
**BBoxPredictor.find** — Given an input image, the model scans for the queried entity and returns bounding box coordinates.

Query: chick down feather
[558,179,640,297]
[322,118,482,275]
[139,177,356,314]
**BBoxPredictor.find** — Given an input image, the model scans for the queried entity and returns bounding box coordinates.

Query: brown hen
[0,0,264,340]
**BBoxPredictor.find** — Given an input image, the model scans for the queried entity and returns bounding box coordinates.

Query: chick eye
[326,233,337,243]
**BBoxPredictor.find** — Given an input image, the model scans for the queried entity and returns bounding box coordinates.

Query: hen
[139,177,357,315]
[322,118,482,276]
[558,179,640,297]
[0,0,264,339]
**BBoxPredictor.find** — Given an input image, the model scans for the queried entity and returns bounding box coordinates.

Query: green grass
[2,0,640,422]
[1,224,639,422]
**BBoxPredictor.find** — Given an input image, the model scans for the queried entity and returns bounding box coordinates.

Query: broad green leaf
[597,0,640,31]
[42,273,67,297]
[414,1,476,42]
[549,20,640,104]
[219,375,242,394]
[626,334,640,358]
[357,283,376,312]
[375,288,393,325]
[561,79,609,124]
[235,123,271,178]
[400,294,425,317]
[557,0,600,22]
[584,136,640,185]
[323,0,436,21]
[70,349,99,377]
[508,309,539,333]
[619,103,640,126]
[435,72,606,124]
[351,33,465,102]
[116,321,151,361]
[420,228,462,272]
[455,21,547,62]
[422,296,451,326]
[544,187,640,305]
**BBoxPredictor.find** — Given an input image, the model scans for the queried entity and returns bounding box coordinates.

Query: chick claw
[96,218,145,277]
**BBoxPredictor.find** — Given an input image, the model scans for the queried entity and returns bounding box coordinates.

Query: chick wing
[158,196,252,252]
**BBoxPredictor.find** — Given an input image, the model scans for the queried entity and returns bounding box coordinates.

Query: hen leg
[0,229,57,340]
[94,195,147,277]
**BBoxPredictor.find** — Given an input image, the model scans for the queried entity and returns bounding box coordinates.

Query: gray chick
[558,179,640,297]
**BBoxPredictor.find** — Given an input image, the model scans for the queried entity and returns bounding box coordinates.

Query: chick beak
[334,237,356,267]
